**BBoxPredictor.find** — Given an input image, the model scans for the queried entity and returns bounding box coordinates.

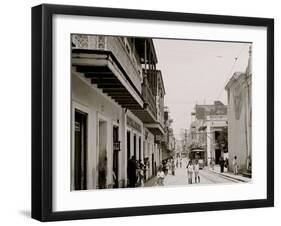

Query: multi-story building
[189,101,228,166]
[225,46,252,177]
[143,69,166,178]
[71,35,165,190]
[161,107,176,160]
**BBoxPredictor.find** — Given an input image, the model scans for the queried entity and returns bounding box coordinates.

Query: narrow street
[164,167,238,186]
[145,161,240,187]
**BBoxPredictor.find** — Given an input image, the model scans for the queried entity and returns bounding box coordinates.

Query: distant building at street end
[225,46,252,177]
[189,101,228,167]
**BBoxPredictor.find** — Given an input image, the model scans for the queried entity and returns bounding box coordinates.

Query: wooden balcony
[72,35,144,110]
[131,82,158,124]
[133,71,165,135]
[71,35,164,129]
[142,82,157,119]
[106,36,143,92]
[72,35,142,92]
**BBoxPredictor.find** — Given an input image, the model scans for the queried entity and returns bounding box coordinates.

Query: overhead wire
[216,44,249,100]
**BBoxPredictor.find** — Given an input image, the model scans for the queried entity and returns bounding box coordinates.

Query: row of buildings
[71,34,175,190]
[187,46,252,177]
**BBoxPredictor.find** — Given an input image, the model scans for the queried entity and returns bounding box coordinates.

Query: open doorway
[127,131,131,160]
[133,134,136,158]
[139,137,141,161]
[98,119,107,189]
[74,110,87,190]
[215,149,221,164]
[113,126,119,188]
[152,153,155,176]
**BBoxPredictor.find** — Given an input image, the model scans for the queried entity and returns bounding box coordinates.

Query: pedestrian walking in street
[171,159,176,176]
[127,156,137,187]
[180,158,182,168]
[210,157,215,171]
[176,159,179,168]
[162,160,168,176]
[219,156,224,173]
[194,160,200,183]
[233,156,238,175]
[187,160,194,184]
[167,159,172,174]
[143,160,147,181]
[136,161,145,187]
[136,160,141,186]
[224,157,229,172]
[156,166,165,186]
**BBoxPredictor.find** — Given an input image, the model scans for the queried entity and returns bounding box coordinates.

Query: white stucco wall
[72,71,126,189]
[227,83,249,172]
[143,128,155,179]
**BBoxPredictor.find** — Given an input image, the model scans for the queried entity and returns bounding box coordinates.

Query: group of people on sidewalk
[156,158,179,186]
[127,156,146,188]
[127,156,184,188]
[101,154,241,189]
[161,158,181,176]
[210,155,239,175]
[128,155,240,188]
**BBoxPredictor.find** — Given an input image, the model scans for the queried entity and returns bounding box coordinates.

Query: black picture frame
[32,3,274,222]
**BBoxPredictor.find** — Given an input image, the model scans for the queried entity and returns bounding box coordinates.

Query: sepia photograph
[31,4,273,221]
[71,34,252,191]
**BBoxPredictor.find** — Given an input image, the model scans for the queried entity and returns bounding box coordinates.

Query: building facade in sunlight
[225,46,252,177]
[189,101,228,166]
[71,35,166,190]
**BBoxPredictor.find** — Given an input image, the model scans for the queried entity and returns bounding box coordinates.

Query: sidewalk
[207,165,251,183]
[144,176,158,187]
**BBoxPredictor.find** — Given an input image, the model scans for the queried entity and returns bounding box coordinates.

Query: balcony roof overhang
[72,49,144,110]
[144,122,165,135]
[131,105,157,124]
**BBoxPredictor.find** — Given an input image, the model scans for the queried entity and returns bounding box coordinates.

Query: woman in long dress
[194,160,200,183]
[186,160,194,184]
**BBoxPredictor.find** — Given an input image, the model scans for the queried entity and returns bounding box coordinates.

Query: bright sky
[153,39,251,139]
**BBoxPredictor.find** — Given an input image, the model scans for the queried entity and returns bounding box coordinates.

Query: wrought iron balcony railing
[142,82,157,121]
[72,34,143,93]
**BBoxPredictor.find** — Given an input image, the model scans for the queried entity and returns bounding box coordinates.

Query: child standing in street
[187,160,194,184]
[194,160,200,183]
[156,166,165,186]
[233,156,238,175]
